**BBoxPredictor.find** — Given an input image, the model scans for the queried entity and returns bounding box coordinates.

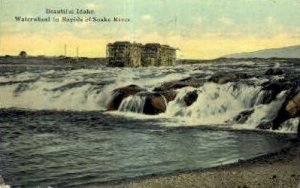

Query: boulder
[0,175,9,188]
[260,81,291,104]
[184,90,198,106]
[209,73,249,84]
[285,91,300,118]
[107,85,146,110]
[142,92,167,115]
[261,88,299,130]
[154,77,205,92]
[233,109,254,124]
[0,175,4,185]
[179,77,206,88]
[265,68,284,76]
[153,77,205,103]
[159,90,177,102]
[256,121,273,130]
[298,121,300,139]
[154,81,190,91]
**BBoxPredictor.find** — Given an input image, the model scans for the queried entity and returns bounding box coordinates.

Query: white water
[118,95,146,113]
[278,117,299,133]
[109,81,297,133]
[244,91,287,128]
[0,67,193,111]
[111,81,298,134]
[165,83,263,125]
[0,64,298,133]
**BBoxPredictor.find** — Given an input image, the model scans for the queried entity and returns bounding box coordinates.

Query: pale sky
[1,0,300,59]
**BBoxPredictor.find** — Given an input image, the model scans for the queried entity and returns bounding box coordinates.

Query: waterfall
[165,82,275,125]
[118,95,146,113]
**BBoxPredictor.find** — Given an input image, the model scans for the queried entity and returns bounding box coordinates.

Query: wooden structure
[107,41,176,67]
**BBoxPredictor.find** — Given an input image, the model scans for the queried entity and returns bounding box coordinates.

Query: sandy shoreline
[98,140,300,188]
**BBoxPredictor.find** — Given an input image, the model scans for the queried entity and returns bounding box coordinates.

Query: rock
[271,175,277,179]
[285,91,300,118]
[233,109,254,123]
[184,91,198,106]
[259,82,300,129]
[209,73,249,84]
[153,77,205,103]
[107,85,146,110]
[154,77,205,91]
[159,90,177,102]
[0,175,4,185]
[154,81,189,91]
[262,90,299,129]
[260,90,279,104]
[265,68,284,76]
[0,175,9,188]
[297,122,300,139]
[257,121,273,130]
[260,81,291,104]
[142,92,167,115]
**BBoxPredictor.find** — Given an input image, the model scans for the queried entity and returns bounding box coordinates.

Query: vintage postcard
[0,0,299,187]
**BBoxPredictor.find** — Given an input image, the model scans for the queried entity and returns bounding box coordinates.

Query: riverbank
[109,141,300,188]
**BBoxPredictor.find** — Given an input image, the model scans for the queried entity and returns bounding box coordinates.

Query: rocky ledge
[107,68,300,133]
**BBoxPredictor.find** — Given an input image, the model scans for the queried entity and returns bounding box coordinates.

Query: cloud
[141,14,153,22]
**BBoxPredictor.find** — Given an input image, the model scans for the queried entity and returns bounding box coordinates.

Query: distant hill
[224,45,300,59]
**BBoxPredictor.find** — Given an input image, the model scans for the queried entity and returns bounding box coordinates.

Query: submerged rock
[265,68,284,76]
[153,77,206,104]
[298,122,300,139]
[260,87,300,130]
[142,92,167,115]
[154,81,189,91]
[107,85,146,110]
[154,77,205,92]
[209,73,249,84]
[260,81,291,104]
[256,121,273,130]
[233,109,254,124]
[183,90,198,106]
